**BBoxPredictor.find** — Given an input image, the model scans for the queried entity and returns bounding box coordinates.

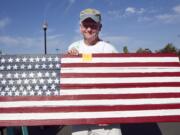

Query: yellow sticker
[82,53,92,62]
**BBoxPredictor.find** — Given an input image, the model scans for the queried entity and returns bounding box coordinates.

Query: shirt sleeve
[68,41,81,51]
[103,42,118,53]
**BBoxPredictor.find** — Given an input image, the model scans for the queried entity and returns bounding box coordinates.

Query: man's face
[80,18,101,42]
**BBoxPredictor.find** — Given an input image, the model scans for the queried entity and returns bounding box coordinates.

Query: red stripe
[1,93,180,101]
[1,104,180,113]
[62,53,178,58]
[61,72,180,78]
[61,82,180,89]
[61,62,180,67]
[1,116,180,126]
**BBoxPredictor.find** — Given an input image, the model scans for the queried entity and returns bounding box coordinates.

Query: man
[68,8,117,55]
[68,8,122,135]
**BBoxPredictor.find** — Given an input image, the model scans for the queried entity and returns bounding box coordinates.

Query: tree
[157,43,177,53]
[123,46,129,53]
[136,48,152,53]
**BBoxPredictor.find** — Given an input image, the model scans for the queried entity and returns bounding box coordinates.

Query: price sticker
[82,53,92,62]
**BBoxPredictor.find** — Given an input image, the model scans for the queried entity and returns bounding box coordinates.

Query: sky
[0,0,180,54]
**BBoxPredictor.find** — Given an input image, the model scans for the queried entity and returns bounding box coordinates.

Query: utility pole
[42,21,48,54]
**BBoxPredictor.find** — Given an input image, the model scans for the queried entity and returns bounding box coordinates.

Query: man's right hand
[67,48,79,55]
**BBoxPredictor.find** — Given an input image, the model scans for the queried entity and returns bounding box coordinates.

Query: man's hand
[68,48,79,55]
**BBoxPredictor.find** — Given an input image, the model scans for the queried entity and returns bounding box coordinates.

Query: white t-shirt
[68,40,118,53]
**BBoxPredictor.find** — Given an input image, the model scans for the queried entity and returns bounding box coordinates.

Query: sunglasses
[81,22,100,29]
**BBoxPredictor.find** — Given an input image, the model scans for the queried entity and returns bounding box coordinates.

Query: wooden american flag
[0,53,180,126]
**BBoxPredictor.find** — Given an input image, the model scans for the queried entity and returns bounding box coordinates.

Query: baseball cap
[80,8,101,23]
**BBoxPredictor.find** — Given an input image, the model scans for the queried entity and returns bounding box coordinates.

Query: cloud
[125,7,136,14]
[155,4,180,23]
[0,17,10,29]
[64,0,76,13]
[125,7,145,15]
[155,14,180,23]
[108,7,145,19]
[173,4,180,14]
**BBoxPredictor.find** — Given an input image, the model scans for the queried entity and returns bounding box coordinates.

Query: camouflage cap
[80,8,101,23]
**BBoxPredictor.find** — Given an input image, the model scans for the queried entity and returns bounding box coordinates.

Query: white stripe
[61,67,180,73]
[60,77,180,84]
[61,57,179,63]
[1,98,180,108]
[60,87,180,95]
[0,109,180,120]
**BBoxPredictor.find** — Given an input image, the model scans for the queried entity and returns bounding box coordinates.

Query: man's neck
[84,37,100,46]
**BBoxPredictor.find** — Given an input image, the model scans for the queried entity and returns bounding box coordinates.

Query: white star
[48,57,52,61]
[11,86,16,91]
[32,79,37,84]
[1,58,6,63]
[55,64,60,68]
[7,65,11,70]
[54,90,59,96]
[48,64,53,69]
[52,72,57,77]
[14,73,19,78]
[22,72,27,78]
[51,84,56,90]
[8,91,13,96]
[30,90,35,96]
[27,64,32,69]
[41,57,46,62]
[37,90,42,95]
[54,79,59,84]
[29,57,34,62]
[35,64,40,69]
[46,90,51,96]
[43,85,47,90]
[0,91,6,96]
[19,85,24,91]
[8,58,13,62]
[37,72,42,77]
[42,64,47,69]
[22,57,27,62]
[47,78,53,83]
[45,72,50,77]
[27,85,32,90]
[24,79,29,84]
[20,64,25,69]
[35,85,39,90]
[0,73,3,78]
[22,90,27,96]
[9,79,14,85]
[0,65,5,70]
[29,72,34,78]
[5,86,10,91]
[54,57,59,62]
[35,57,40,62]
[1,79,6,84]
[15,58,20,62]
[13,65,18,70]
[17,79,22,84]
[15,91,20,96]
[39,79,44,84]
[6,73,12,78]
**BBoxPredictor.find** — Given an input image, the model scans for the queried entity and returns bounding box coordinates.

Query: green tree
[158,43,177,53]
[136,48,152,53]
[123,46,129,53]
